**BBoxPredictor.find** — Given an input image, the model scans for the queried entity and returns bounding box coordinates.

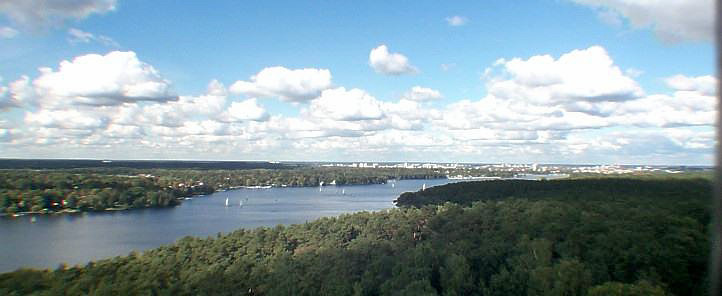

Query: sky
[0,0,716,165]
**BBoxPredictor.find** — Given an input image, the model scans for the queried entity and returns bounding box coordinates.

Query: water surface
[0,179,453,272]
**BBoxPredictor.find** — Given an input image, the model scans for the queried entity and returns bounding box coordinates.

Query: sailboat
[391,183,395,188]
[239,199,243,207]
[342,189,346,195]
[225,198,229,207]
[422,183,426,191]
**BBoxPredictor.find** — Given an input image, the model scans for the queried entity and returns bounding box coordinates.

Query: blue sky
[0,0,716,164]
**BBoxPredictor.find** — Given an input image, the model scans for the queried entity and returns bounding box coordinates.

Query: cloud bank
[0,46,714,164]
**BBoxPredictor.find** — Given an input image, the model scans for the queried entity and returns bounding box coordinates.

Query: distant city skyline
[0,0,715,165]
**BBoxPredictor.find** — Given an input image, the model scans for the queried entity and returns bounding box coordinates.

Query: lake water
[0,179,455,272]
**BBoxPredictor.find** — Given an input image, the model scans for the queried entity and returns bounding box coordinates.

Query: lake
[0,179,455,272]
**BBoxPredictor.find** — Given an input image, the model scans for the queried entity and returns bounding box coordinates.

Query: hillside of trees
[0,177,711,295]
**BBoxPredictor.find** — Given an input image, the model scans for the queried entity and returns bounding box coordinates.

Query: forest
[0,176,712,295]
[0,167,446,215]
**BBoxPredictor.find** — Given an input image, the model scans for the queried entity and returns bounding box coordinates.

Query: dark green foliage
[0,171,183,213]
[0,177,710,295]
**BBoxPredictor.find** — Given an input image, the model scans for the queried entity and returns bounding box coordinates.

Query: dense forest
[0,167,446,215]
[0,177,711,295]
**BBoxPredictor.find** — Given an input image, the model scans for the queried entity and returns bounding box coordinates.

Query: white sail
[225,198,229,207]
[422,183,426,191]
[342,189,345,195]
[391,183,395,188]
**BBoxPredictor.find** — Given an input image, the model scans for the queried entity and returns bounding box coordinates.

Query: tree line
[0,167,447,214]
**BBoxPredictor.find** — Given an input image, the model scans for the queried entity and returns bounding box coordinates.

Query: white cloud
[25,108,109,130]
[401,86,442,101]
[0,0,116,29]
[222,98,269,122]
[439,46,713,136]
[610,89,716,128]
[16,51,176,108]
[445,16,468,26]
[665,74,716,96]
[0,79,19,110]
[0,26,18,38]
[306,87,384,121]
[176,120,229,136]
[491,46,643,103]
[571,0,713,42]
[67,27,93,42]
[67,28,118,47]
[369,45,418,75]
[229,67,332,103]
[1,46,714,164]
[116,80,227,127]
[103,124,145,138]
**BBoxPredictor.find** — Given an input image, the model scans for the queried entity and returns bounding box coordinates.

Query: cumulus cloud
[0,79,19,110]
[115,80,227,127]
[445,16,468,26]
[369,45,418,75]
[1,46,714,164]
[665,74,716,95]
[103,124,145,139]
[490,46,643,103]
[0,26,18,38]
[306,87,384,121]
[221,98,269,122]
[67,28,118,47]
[229,67,332,103]
[611,82,716,127]
[571,0,713,42]
[15,51,176,108]
[25,108,109,130]
[0,0,116,29]
[439,46,714,137]
[401,86,443,101]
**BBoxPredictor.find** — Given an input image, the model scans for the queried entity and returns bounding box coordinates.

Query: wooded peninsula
[0,176,711,295]
[0,167,447,215]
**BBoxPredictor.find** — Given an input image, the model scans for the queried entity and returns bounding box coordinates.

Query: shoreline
[0,175,567,218]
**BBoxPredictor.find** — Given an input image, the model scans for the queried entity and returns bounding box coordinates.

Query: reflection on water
[0,179,453,272]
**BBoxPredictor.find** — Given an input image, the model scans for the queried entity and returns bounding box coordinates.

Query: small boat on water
[329,180,337,185]
[422,183,426,191]
[225,198,229,207]
[243,185,272,189]
[342,189,346,195]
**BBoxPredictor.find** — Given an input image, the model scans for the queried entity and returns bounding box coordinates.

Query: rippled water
[0,179,454,272]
